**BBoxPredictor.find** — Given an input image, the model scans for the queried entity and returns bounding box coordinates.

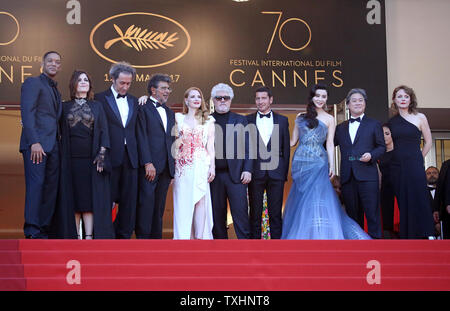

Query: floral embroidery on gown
[173,113,215,239]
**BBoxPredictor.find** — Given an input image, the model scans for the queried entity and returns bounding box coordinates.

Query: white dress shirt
[428,185,436,199]
[110,86,129,128]
[150,96,167,132]
[256,111,274,146]
[349,113,364,144]
[111,86,129,144]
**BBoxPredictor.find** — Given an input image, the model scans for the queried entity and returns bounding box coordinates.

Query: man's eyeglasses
[214,96,231,101]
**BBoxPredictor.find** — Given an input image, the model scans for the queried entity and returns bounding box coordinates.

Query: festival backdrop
[0,0,388,120]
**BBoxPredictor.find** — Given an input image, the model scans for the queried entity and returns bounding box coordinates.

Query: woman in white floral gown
[173,87,215,239]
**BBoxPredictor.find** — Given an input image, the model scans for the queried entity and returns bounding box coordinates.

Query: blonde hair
[183,87,210,124]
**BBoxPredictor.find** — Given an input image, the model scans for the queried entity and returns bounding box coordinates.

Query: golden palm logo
[90,12,191,68]
[104,24,179,51]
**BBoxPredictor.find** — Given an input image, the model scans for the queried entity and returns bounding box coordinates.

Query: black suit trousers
[341,170,382,238]
[136,165,172,239]
[210,170,250,239]
[111,146,138,239]
[23,143,59,238]
[248,175,285,239]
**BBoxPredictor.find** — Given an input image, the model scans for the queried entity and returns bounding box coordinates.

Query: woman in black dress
[388,85,434,239]
[378,123,398,238]
[55,70,114,239]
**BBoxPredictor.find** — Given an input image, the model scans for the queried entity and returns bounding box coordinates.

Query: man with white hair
[210,83,252,239]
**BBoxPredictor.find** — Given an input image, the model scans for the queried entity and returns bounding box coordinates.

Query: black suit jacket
[214,111,253,184]
[94,89,141,169]
[435,160,450,216]
[20,74,62,152]
[246,112,290,181]
[427,187,439,213]
[334,116,386,184]
[137,98,175,177]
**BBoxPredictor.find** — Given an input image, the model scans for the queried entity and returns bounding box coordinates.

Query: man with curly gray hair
[94,61,143,239]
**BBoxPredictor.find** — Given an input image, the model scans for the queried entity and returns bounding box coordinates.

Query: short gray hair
[211,83,234,100]
[346,88,368,105]
[109,61,136,80]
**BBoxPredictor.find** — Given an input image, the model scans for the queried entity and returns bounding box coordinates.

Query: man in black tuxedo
[426,166,444,238]
[426,166,440,229]
[246,87,290,239]
[20,51,62,239]
[136,74,175,239]
[94,62,141,239]
[210,83,252,239]
[334,88,385,238]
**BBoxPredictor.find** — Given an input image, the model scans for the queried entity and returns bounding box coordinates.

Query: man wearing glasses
[136,74,175,239]
[210,83,252,239]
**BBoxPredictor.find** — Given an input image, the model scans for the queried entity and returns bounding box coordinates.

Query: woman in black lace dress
[53,70,114,239]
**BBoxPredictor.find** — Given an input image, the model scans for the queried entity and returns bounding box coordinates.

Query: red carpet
[0,240,449,291]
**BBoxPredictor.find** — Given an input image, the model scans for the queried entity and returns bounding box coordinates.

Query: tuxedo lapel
[353,117,366,145]
[163,105,172,135]
[40,75,58,114]
[251,112,263,142]
[105,91,122,125]
[250,112,257,125]
[252,112,266,152]
[148,99,165,131]
[266,112,279,148]
[343,121,352,145]
[125,96,134,127]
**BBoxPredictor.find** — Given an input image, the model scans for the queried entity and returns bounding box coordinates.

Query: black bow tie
[116,94,127,99]
[428,186,436,191]
[259,112,271,118]
[350,117,361,123]
[152,101,162,108]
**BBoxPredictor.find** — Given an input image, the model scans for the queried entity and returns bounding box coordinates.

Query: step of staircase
[1,240,449,290]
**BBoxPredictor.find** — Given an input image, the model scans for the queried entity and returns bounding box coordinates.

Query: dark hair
[304,83,328,129]
[69,70,94,100]
[43,51,61,61]
[345,88,368,105]
[147,73,172,94]
[109,61,136,80]
[390,85,418,115]
[381,123,391,130]
[255,86,273,98]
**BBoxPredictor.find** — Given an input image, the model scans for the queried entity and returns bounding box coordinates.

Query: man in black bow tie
[135,74,175,238]
[94,62,143,238]
[334,88,385,238]
[246,86,290,239]
[426,166,441,236]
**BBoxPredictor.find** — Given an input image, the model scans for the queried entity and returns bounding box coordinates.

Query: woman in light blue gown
[282,84,370,239]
